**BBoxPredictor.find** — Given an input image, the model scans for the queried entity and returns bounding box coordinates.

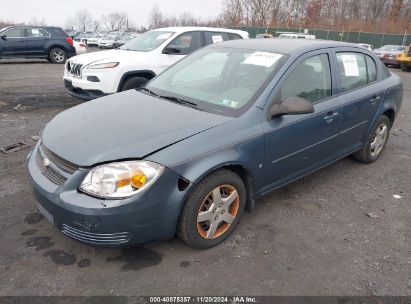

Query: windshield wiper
[158,95,198,108]
[139,87,158,97]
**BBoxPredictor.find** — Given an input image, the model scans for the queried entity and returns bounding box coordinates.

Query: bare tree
[148,4,164,29]
[101,12,128,31]
[179,12,197,26]
[74,9,92,32]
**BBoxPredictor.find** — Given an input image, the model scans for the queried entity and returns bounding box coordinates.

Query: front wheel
[352,115,391,163]
[178,170,246,249]
[121,76,149,91]
[49,48,67,64]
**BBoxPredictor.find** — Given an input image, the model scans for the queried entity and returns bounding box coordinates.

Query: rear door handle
[370,95,381,104]
[324,111,339,122]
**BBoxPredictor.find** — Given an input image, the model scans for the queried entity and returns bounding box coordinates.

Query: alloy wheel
[370,123,388,158]
[196,184,240,239]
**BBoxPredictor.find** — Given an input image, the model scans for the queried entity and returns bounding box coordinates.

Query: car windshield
[120,30,174,52]
[146,47,287,116]
[104,35,117,40]
[380,45,402,51]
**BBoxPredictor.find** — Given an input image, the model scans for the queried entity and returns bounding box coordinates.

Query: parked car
[29,39,403,249]
[63,27,249,100]
[113,32,139,48]
[358,43,373,51]
[397,44,411,71]
[373,45,407,67]
[278,33,316,39]
[74,32,94,44]
[73,40,87,55]
[85,33,104,47]
[97,34,120,49]
[256,33,273,39]
[0,25,76,63]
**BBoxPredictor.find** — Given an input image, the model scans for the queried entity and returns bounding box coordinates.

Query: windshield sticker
[157,33,172,40]
[341,54,359,76]
[243,52,283,67]
[212,35,224,44]
[219,99,239,108]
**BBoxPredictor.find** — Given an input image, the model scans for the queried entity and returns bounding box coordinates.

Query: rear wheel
[121,76,149,91]
[401,63,411,71]
[49,48,67,64]
[178,169,246,249]
[352,115,391,163]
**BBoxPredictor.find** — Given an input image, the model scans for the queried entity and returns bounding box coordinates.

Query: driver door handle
[324,111,339,122]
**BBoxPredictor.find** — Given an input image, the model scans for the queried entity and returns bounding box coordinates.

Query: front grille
[35,144,79,185]
[61,224,131,245]
[39,144,78,174]
[66,61,83,78]
[36,151,67,185]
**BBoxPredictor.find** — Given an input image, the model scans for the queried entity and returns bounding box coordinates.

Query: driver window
[281,54,332,103]
[168,32,202,55]
[4,27,26,38]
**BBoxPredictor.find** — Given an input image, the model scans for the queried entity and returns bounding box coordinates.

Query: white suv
[63,27,249,100]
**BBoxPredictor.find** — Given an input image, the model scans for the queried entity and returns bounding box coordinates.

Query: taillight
[65,37,73,45]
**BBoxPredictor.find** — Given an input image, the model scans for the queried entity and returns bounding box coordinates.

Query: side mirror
[269,96,314,118]
[163,46,181,55]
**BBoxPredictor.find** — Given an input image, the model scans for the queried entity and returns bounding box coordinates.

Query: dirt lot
[0,57,410,296]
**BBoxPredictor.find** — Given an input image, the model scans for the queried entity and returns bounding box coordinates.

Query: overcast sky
[2,0,223,28]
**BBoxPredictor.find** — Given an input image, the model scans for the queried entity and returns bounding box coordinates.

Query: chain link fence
[233,26,411,48]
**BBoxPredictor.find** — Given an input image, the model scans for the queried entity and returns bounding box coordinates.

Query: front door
[161,31,203,70]
[261,51,343,193]
[0,27,27,56]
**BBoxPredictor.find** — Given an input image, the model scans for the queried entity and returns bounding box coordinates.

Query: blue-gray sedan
[27,39,403,249]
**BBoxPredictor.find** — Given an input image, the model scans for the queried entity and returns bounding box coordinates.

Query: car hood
[41,90,230,167]
[69,49,148,65]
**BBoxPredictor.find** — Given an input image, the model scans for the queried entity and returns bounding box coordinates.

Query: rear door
[332,50,383,151]
[161,31,203,69]
[0,27,27,56]
[262,50,344,192]
[23,27,50,55]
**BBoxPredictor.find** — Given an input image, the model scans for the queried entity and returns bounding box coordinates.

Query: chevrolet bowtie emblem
[43,158,51,167]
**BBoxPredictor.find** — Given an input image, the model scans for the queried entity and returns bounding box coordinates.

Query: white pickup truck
[63,27,249,100]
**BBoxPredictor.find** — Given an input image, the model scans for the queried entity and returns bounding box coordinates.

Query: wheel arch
[117,70,156,92]
[382,108,395,126]
[180,161,257,214]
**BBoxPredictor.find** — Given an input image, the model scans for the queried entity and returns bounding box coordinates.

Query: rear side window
[48,28,68,37]
[204,32,230,45]
[366,55,377,82]
[27,28,50,37]
[281,54,332,103]
[4,27,25,38]
[336,53,368,91]
[228,33,242,40]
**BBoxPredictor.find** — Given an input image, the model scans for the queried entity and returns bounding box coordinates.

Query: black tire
[121,77,149,91]
[401,63,410,72]
[49,48,67,64]
[352,115,391,163]
[178,169,246,249]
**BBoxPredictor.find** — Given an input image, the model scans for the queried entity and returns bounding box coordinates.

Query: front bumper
[26,143,189,247]
[64,79,106,100]
[381,56,400,66]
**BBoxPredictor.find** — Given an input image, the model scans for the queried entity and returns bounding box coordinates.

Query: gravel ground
[0,58,410,296]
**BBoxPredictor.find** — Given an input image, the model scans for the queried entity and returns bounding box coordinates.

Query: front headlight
[86,62,119,69]
[80,161,164,199]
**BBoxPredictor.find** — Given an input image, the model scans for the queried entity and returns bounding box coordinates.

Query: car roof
[152,26,248,35]
[211,38,362,54]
